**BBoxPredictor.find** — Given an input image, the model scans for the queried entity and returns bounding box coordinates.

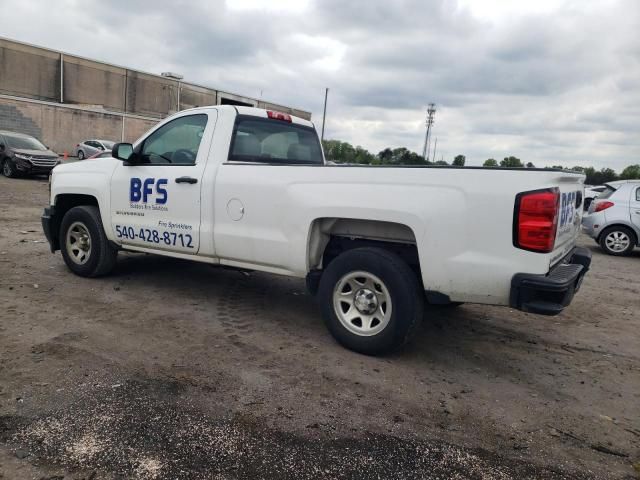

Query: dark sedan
[0,131,60,178]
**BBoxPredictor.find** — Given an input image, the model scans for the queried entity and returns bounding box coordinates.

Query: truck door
[110,111,216,254]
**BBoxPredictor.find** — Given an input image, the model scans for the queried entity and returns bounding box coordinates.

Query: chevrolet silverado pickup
[42,106,591,355]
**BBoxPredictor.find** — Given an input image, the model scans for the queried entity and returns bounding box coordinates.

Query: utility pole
[432,137,437,163]
[421,103,436,161]
[321,87,329,142]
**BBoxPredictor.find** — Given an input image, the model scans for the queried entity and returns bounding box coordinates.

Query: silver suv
[582,180,640,255]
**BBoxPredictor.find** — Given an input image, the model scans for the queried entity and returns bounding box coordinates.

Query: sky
[0,0,638,169]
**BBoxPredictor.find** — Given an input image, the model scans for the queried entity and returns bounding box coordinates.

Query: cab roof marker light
[267,111,292,122]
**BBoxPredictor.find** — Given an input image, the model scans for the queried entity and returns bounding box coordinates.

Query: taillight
[267,110,292,122]
[514,188,559,253]
[594,200,614,212]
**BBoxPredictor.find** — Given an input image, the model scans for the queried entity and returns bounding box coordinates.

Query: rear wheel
[318,247,423,355]
[77,150,85,160]
[59,206,117,277]
[599,226,636,256]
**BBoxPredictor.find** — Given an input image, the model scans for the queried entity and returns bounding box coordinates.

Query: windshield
[101,141,115,149]
[4,133,47,151]
[229,116,323,165]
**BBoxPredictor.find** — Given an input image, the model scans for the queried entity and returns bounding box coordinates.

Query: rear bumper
[509,247,591,316]
[41,206,59,253]
[581,213,603,240]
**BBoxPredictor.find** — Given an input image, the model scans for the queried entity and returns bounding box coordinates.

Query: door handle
[175,176,198,184]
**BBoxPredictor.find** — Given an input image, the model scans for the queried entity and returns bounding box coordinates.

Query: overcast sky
[1,0,638,169]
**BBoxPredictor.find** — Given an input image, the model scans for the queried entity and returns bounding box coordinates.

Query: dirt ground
[0,173,638,480]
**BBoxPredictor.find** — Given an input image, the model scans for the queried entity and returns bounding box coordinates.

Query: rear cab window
[229,115,323,165]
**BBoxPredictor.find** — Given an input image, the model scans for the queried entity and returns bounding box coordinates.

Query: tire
[59,206,117,277]
[318,247,423,355]
[77,150,85,160]
[2,159,18,178]
[599,226,636,256]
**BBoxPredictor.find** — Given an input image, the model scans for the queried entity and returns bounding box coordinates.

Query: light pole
[161,72,184,112]
[321,87,329,142]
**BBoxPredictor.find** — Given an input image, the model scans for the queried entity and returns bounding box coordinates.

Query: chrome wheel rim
[3,162,11,176]
[605,231,630,252]
[333,271,392,336]
[66,221,92,265]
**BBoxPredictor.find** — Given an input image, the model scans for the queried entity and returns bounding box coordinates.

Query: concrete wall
[180,84,217,110]
[0,37,311,119]
[0,37,312,156]
[63,55,126,111]
[0,97,157,154]
[122,116,156,143]
[126,71,179,118]
[0,39,60,102]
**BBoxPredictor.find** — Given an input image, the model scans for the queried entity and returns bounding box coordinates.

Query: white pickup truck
[42,106,591,355]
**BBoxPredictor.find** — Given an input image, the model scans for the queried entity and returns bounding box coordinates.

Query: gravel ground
[0,173,639,479]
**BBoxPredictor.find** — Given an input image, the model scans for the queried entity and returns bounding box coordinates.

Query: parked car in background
[0,130,60,178]
[74,139,115,160]
[584,185,607,211]
[582,180,640,255]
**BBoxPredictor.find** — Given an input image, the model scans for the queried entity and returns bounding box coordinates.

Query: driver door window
[141,114,208,165]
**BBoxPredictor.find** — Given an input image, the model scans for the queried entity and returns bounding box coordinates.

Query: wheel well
[308,218,422,278]
[49,194,99,250]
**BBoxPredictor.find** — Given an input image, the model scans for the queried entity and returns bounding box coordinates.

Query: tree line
[322,139,466,167]
[483,158,640,185]
[322,139,639,185]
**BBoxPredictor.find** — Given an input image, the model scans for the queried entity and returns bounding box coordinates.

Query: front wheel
[599,226,636,256]
[2,159,18,178]
[59,206,117,277]
[318,247,423,355]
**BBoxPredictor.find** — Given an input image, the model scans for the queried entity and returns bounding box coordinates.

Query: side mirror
[112,143,134,162]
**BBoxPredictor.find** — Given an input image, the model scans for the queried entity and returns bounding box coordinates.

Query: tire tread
[59,205,117,277]
[319,247,423,355]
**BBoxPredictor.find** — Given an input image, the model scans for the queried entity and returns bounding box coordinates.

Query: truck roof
[235,106,315,128]
[179,105,315,129]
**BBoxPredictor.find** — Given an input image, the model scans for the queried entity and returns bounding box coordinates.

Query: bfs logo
[559,191,576,228]
[130,177,168,204]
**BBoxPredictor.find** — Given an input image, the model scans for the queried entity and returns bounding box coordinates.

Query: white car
[582,180,640,255]
[584,185,607,210]
[74,139,115,160]
[42,106,591,355]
